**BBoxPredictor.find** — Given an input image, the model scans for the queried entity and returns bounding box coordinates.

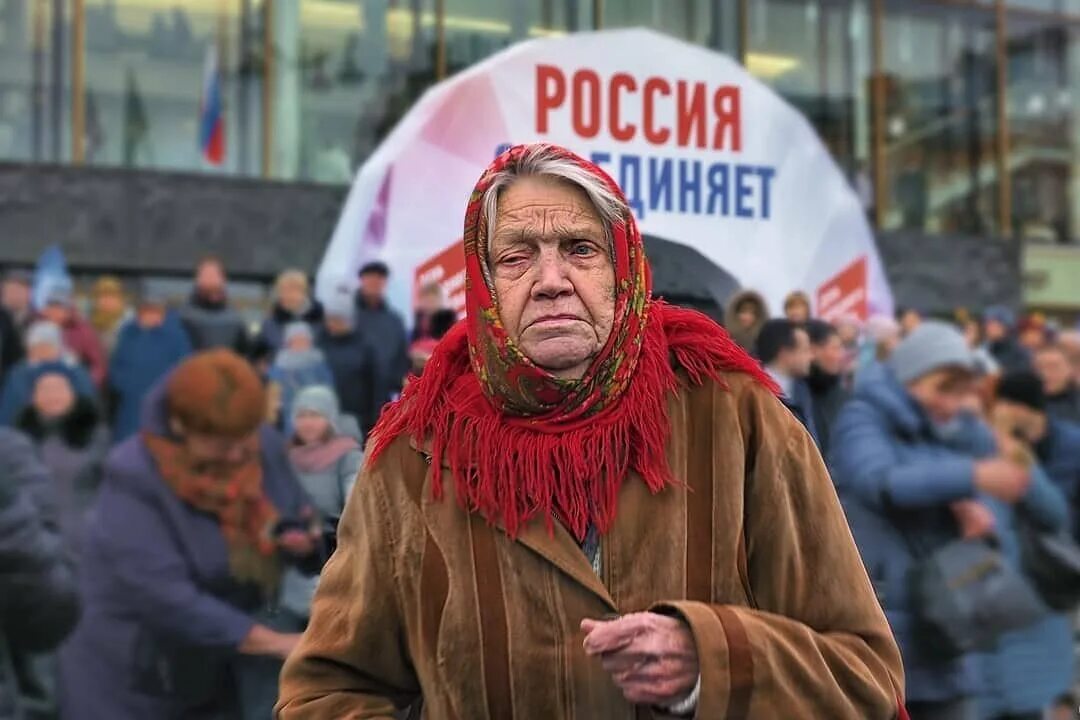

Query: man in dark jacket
[178,257,250,354]
[318,294,377,437]
[353,262,408,422]
[0,429,81,720]
[983,306,1031,373]
[806,319,850,456]
[1035,344,1080,424]
[756,318,818,445]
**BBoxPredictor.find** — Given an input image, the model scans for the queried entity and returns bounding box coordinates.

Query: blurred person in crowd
[806,319,850,456]
[278,144,903,719]
[756,318,818,443]
[963,316,1001,377]
[830,321,1052,720]
[1035,344,1080,424]
[39,281,107,388]
[834,314,862,371]
[179,256,250,354]
[316,294,377,438]
[411,282,445,343]
[1050,694,1080,720]
[984,306,1032,373]
[0,306,21,388]
[59,350,317,720]
[976,371,1075,720]
[407,308,457,377]
[857,314,903,383]
[106,287,192,443]
[898,306,923,336]
[88,276,130,358]
[354,261,409,412]
[0,323,95,426]
[268,323,335,436]
[783,290,812,325]
[1017,314,1050,354]
[0,429,80,720]
[1057,330,1080,377]
[1,269,33,334]
[723,288,769,354]
[279,386,362,627]
[254,270,324,358]
[15,366,109,549]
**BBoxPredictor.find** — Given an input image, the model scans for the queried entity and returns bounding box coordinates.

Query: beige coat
[276,372,904,718]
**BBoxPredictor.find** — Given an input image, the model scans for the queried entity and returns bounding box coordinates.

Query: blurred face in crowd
[984,318,1008,343]
[489,175,615,380]
[294,410,332,446]
[1,279,30,315]
[325,314,352,336]
[174,426,258,473]
[277,277,308,314]
[418,285,443,314]
[777,327,813,378]
[899,309,922,335]
[1019,325,1046,352]
[906,367,975,425]
[785,300,809,325]
[359,272,388,305]
[813,333,847,376]
[137,303,166,329]
[94,290,125,316]
[41,302,70,326]
[27,339,61,364]
[1035,346,1074,395]
[735,300,759,330]
[836,319,860,347]
[994,399,1048,445]
[32,373,75,420]
[286,332,313,353]
[962,319,981,349]
[195,261,227,302]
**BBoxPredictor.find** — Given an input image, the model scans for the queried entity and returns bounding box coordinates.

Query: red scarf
[369,144,774,540]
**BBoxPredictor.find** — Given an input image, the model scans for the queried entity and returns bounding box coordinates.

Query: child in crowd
[267,322,334,435]
[279,385,363,624]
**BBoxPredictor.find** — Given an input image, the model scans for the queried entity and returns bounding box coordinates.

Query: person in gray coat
[0,429,80,720]
[279,386,362,625]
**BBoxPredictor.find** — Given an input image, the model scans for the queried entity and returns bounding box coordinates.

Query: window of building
[601,0,734,54]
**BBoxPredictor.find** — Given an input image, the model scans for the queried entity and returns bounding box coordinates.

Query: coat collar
[408,435,617,611]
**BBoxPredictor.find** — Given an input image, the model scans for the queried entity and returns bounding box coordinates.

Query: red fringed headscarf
[368,144,775,540]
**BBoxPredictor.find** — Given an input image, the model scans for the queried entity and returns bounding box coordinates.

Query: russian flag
[199,44,225,166]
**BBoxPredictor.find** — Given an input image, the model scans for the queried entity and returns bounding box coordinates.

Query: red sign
[816,256,868,322]
[414,239,467,316]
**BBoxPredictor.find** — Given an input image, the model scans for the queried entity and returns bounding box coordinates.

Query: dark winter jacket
[178,294,250,355]
[0,362,96,427]
[722,289,769,355]
[57,382,312,720]
[828,365,1063,703]
[108,314,192,443]
[254,302,325,359]
[0,429,80,720]
[15,397,110,551]
[353,297,409,419]
[1034,418,1080,542]
[806,364,849,457]
[317,327,378,437]
[0,309,22,389]
[986,337,1032,374]
[1046,385,1080,425]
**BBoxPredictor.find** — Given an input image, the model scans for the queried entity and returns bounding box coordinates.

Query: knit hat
[43,280,74,307]
[93,276,124,298]
[25,321,62,350]
[137,281,169,308]
[984,305,1017,331]
[167,350,266,438]
[283,322,313,345]
[323,292,355,322]
[889,320,976,385]
[358,260,390,277]
[291,385,340,428]
[996,371,1046,412]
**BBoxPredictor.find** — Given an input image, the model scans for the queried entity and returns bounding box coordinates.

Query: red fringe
[368,301,777,540]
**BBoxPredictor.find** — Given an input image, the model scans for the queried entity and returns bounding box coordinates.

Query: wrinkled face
[95,291,125,316]
[735,301,758,329]
[41,303,69,325]
[1,280,30,313]
[137,305,166,329]
[177,428,257,473]
[907,367,974,424]
[278,279,307,313]
[813,333,847,376]
[785,301,809,325]
[985,319,1007,342]
[489,175,615,380]
[195,262,227,298]
[1036,348,1073,395]
[778,327,813,378]
[286,333,313,352]
[33,373,75,419]
[359,273,388,303]
[294,410,332,445]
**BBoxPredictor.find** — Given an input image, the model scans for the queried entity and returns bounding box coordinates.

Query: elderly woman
[59,350,317,719]
[277,144,904,718]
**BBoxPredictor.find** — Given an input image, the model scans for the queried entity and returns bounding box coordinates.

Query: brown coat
[276,372,904,719]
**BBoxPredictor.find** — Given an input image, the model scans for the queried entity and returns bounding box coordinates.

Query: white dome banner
[317,29,893,322]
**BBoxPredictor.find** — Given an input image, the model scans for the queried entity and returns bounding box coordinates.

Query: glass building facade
[2,0,1080,248]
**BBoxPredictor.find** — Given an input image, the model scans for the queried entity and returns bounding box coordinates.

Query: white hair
[481,145,626,259]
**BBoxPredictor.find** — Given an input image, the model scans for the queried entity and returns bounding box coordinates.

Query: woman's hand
[239,624,303,659]
[950,499,996,539]
[278,529,316,557]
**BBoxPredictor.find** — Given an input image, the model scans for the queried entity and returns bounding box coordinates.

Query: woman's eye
[570,242,596,257]
[498,255,525,266]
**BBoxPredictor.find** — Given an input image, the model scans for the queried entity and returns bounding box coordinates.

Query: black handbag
[1016,515,1080,611]
[908,536,1048,659]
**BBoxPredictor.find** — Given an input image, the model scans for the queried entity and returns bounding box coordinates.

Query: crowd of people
[3,238,1080,718]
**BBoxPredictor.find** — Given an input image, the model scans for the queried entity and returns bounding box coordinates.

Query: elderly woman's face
[489,175,615,380]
